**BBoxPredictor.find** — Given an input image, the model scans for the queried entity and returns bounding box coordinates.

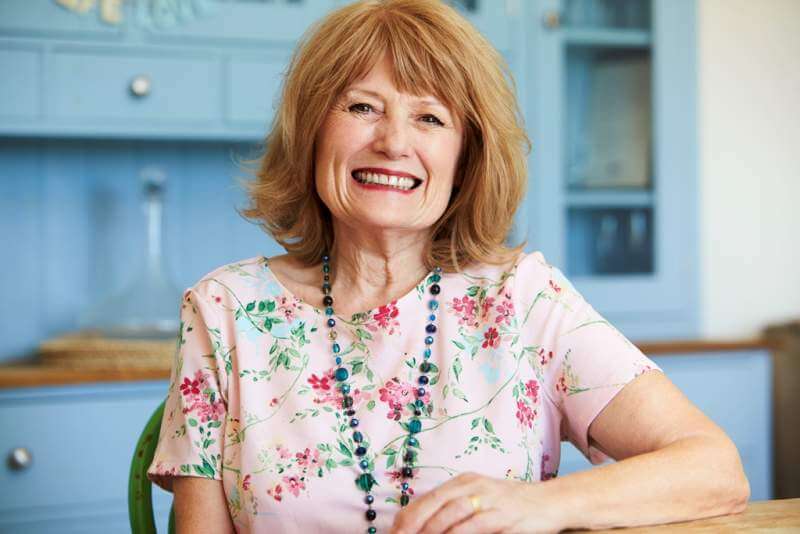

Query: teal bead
[335,367,349,381]
[407,436,418,447]
[431,273,441,282]
[355,473,376,492]
[333,343,341,353]
[408,419,422,434]
[325,307,334,316]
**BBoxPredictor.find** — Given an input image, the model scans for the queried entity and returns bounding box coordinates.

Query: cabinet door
[527,0,699,340]
[557,350,772,501]
[0,382,169,533]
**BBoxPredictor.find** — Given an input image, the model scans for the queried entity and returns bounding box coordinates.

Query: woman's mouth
[351,170,423,193]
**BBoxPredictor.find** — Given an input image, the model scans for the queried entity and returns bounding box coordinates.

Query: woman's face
[314,54,463,236]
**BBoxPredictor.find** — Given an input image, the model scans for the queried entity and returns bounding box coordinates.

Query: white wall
[698,0,800,338]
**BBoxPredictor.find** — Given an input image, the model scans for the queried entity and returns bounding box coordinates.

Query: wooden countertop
[589,498,800,532]
[0,338,776,389]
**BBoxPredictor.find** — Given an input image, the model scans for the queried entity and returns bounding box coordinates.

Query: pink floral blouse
[147,251,659,533]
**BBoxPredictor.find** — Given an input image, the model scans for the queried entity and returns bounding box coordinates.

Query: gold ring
[468,494,482,513]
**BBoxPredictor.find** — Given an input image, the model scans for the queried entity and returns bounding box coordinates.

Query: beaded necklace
[321,254,442,533]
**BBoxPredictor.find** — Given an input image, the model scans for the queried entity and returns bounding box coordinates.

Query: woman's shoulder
[186,255,269,301]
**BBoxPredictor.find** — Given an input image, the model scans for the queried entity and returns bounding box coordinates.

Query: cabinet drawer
[0,46,40,119]
[49,49,220,123]
[0,384,166,517]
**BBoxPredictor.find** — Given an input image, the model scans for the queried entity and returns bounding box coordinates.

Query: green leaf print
[338,441,353,458]
[452,340,465,350]
[452,387,469,402]
[452,358,463,382]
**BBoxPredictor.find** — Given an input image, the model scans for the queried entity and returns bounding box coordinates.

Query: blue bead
[407,437,419,447]
[327,318,336,327]
[429,314,436,321]
[355,446,367,457]
[350,418,359,427]
[359,459,369,469]
[417,387,426,397]
[325,307,334,316]
[408,419,422,433]
[335,368,349,381]
[434,266,442,273]
[401,482,409,490]
[335,357,342,365]
[365,494,374,504]
[428,300,439,310]
[322,255,329,262]
[425,324,436,334]
[418,375,429,385]
[353,431,363,442]
[333,343,340,353]
[425,336,434,345]
[341,384,350,394]
[424,348,432,358]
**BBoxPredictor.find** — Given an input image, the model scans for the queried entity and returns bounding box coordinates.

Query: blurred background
[0,0,797,532]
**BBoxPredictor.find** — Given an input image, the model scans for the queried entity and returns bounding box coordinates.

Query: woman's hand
[390,472,564,534]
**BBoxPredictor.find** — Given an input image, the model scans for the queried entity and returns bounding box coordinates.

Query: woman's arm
[391,371,750,533]
[533,369,750,531]
[173,477,236,534]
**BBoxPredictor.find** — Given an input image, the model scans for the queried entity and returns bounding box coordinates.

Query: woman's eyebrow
[345,88,447,110]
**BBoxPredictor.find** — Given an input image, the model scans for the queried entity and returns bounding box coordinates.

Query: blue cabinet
[523,0,699,341]
[0,381,171,533]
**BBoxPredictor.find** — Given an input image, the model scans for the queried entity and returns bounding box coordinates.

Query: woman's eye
[348,103,374,114]
[420,114,444,126]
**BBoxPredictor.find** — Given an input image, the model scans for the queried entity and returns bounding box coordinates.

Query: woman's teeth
[353,171,418,191]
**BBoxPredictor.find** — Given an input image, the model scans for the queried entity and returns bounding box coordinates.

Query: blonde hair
[240,0,531,272]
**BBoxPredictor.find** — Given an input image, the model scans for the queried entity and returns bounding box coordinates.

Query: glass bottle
[79,167,182,339]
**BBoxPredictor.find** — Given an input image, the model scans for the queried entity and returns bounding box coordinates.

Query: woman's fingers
[446,509,509,534]
[419,494,480,534]
[392,472,484,534]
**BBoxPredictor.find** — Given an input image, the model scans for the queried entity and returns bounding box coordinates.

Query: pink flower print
[540,453,557,481]
[277,295,300,322]
[538,348,554,367]
[549,279,562,294]
[449,295,478,327]
[482,327,500,349]
[295,447,320,468]
[308,371,333,391]
[378,378,427,418]
[282,475,305,497]
[179,376,201,397]
[267,483,283,502]
[314,384,371,409]
[242,474,252,491]
[195,399,225,423]
[555,374,568,394]
[368,300,400,335]
[480,296,496,320]
[494,297,514,325]
[277,445,292,460]
[515,399,536,428]
[525,379,539,403]
[214,295,222,304]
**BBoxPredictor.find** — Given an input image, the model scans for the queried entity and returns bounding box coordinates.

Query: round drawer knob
[542,10,561,29]
[130,75,152,98]
[8,447,32,471]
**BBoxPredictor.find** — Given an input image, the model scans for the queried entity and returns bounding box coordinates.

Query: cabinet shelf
[565,189,654,208]
[563,28,651,48]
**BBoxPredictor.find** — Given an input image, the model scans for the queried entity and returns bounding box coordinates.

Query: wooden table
[590,498,800,532]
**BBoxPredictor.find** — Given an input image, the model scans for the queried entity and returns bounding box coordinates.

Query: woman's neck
[329,221,431,315]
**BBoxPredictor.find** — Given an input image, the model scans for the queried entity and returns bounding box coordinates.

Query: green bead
[355,472,377,492]
[408,418,422,434]
[335,367,349,381]
[400,494,410,506]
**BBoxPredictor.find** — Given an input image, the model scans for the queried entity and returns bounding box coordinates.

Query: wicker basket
[38,331,176,371]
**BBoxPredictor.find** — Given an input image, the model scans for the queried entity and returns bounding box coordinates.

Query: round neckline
[262,256,437,322]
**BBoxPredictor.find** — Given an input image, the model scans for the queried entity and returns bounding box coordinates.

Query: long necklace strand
[321,254,442,533]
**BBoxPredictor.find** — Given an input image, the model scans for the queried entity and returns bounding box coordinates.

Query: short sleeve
[147,287,229,492]
[519,252,661,465]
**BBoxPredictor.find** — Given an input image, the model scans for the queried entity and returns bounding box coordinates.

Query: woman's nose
[372,115,412,159]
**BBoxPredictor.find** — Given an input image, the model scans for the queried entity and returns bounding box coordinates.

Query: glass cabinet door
[528,0,699,339]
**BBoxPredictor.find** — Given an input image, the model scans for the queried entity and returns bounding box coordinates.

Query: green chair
[129,399,176,534]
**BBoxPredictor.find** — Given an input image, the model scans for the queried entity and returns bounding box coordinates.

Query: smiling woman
[146,1,749,533]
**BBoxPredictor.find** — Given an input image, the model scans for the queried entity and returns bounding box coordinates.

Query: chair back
[129,399,175,534]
